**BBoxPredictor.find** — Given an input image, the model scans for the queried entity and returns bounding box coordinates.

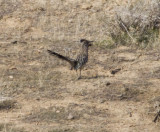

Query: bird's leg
[80,69,81,77]
[78,69,82,80]
[76,70,79,78]
[76,70,78,75]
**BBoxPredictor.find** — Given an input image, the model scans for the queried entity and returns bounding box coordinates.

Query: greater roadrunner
[47,39,93,79]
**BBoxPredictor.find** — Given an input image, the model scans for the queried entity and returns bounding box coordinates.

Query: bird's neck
[81,44,88,55]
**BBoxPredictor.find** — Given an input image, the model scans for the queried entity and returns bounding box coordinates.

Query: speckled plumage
[47,39,93,79]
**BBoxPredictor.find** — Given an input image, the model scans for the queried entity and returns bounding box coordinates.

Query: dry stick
[153,110,160,123]
[119,21,135,43]
[115,13,136,43]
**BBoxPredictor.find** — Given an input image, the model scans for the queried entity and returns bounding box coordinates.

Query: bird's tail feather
[47,50,77,67]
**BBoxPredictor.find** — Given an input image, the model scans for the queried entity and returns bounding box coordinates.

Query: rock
[106,82,111,86]
[67,113,74,120]
[81,4,92,10]
[56,110,60,113]
[9,75,13,79]
[36,97,40,101]
[98,99,105,103]
[11,40,18,44]
[110,68,121,75]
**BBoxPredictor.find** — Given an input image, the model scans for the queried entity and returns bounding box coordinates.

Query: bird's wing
[75,54,88,69]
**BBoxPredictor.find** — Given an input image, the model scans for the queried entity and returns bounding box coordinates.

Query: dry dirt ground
[1,41,160,132]
[0,0,160,132]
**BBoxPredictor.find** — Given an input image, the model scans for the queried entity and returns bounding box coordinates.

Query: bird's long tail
[47,50,77,68]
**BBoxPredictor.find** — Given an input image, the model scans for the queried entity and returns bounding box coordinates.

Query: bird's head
[80,39,94,47]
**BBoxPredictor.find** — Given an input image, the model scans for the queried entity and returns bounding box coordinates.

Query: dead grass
[0,123,27,132]
[0,100,16,110]
[0,0,160,132]
[24,104,110,131]
[48,129,77,132]
[24,104,109,123]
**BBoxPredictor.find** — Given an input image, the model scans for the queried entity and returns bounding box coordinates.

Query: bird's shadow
[78,75,107,80]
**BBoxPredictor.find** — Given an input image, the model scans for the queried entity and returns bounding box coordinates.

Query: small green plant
[94,38,115,49]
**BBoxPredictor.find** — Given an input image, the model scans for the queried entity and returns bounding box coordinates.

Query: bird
[47,39,93,79]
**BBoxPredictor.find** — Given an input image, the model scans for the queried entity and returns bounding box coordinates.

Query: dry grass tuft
[104,0,160,48]
[0,99,17,110]
[0,123,27,132]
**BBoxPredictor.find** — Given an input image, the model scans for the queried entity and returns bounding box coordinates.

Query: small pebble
[56,110,60,113]
[9,76,13,79]
[98,99,105,103]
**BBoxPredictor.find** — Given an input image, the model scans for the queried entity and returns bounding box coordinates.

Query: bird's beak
[88,43,92,46]
[89,41,94,46]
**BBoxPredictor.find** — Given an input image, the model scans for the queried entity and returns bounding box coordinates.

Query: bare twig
[117,18,135,42]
